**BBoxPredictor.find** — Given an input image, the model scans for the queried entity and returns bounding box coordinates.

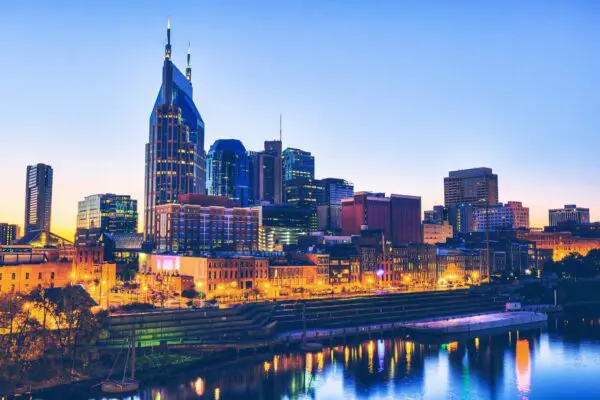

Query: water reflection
[37,313,600,400]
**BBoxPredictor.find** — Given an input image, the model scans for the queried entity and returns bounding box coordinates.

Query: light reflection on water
[37,315,600,400]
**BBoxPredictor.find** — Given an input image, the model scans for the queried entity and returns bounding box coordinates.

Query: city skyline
[2,1,600,239]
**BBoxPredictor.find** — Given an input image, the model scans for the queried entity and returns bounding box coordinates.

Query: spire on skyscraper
[186,42,192,81]
[165,17,172,60]
[279,114,282,143]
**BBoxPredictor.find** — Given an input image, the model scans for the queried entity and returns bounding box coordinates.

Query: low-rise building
[139,254,269,293]
[0,246,70,293]
[423,221,453,245]
[517,231,600,261]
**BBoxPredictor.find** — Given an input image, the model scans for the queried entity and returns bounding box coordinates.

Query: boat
[100,329,140,394]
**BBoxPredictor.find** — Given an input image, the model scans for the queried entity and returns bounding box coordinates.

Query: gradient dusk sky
[1,0,599,240]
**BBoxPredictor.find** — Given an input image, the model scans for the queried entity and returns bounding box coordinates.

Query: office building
[341,192,390,238]
[447,203,476,234]
[255,204,312,251]
[341,192,422,245]
[444,167,498,208]
[321,178,354,205]
[424,205,446,224]
[283,148,314,183]
[76,194,138,246]
[390,195,422,244]
[145,20,206,241]
[206,139,250,206]
[423,221,453,245]
[506,201,530,229]
[549,204,590,227]
[0,224,20,245]
[154,196,259,254]
[24,163,53,234]
[249,140,283,205]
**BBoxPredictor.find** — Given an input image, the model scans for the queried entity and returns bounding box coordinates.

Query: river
[36,310,600,400]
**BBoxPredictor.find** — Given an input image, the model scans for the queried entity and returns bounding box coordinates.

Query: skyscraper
[206,139,250,206]
[317,178,354,234]
[144,19,206,241]
[444,168,499,208]
[24,163,53,234]
[549,204,590,227]
[283,148,314,183]
[249,140,283,205]
[76,194,138,246]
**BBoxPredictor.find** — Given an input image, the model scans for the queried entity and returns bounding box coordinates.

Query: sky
[1,0,599,240]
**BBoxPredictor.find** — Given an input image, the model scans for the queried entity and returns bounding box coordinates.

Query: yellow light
[230,281,237,288]
[263,361,271,373]
[102,280,107,285]
[195,281,203,288]
[143,285,149,292]
[193,378,205,396]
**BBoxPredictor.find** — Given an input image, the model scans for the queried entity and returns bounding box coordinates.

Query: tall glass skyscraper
[145,19,206,241]
[76,194,138,245]
[206,139,250,206]
[24,163,53,234]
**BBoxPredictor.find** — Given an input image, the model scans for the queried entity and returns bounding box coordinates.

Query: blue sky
[1,0,599,238]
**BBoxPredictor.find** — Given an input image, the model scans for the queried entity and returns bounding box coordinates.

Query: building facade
[145,21,206,241]
[0,224,20,245]
[139,254,269,293]
[341,192,422,245]
[24,163,53,234]
[423,221,453,245]
[154,202,259,254]
[206,139,250,206]
[249,140,283,205]
[549,204,590,227]
[255,204,312,251]
[517,231,600,262]
[282,148,314,183]
[444,167,498,208]
[76,194,138,246]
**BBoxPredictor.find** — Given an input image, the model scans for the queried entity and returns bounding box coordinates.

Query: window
[25,272,30,280]
[38,272,42,279]
[11,273,16,280]
[51,272,55,279]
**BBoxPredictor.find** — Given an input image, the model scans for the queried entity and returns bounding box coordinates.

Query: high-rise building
[316,178,353,235]
[444,167,498,208]
[145,20,206,241]
[424,205,446,224]
[24,163,53,234]
[473,203,515,232]
[321,178,354,205]
[76,194,138,246]
[249,140,283,205]
[341,192,422,245]
[254,204,312,250]
[390,195,423,244]
[447,203,476,234]
[154,201,259,254]
[506,201,530,229]
[549,204,590,227]
[284,178,325,206]
[206,139,250,206]
[283,148,314,183]
[341,192,390,238]
[0,223,20,245]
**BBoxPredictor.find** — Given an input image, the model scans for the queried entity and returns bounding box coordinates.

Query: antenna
[279,113,282,143]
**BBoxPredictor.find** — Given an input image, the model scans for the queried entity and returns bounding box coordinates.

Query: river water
[37,311,600,400]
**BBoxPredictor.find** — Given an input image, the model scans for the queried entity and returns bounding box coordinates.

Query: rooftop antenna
[279,113,282,143]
